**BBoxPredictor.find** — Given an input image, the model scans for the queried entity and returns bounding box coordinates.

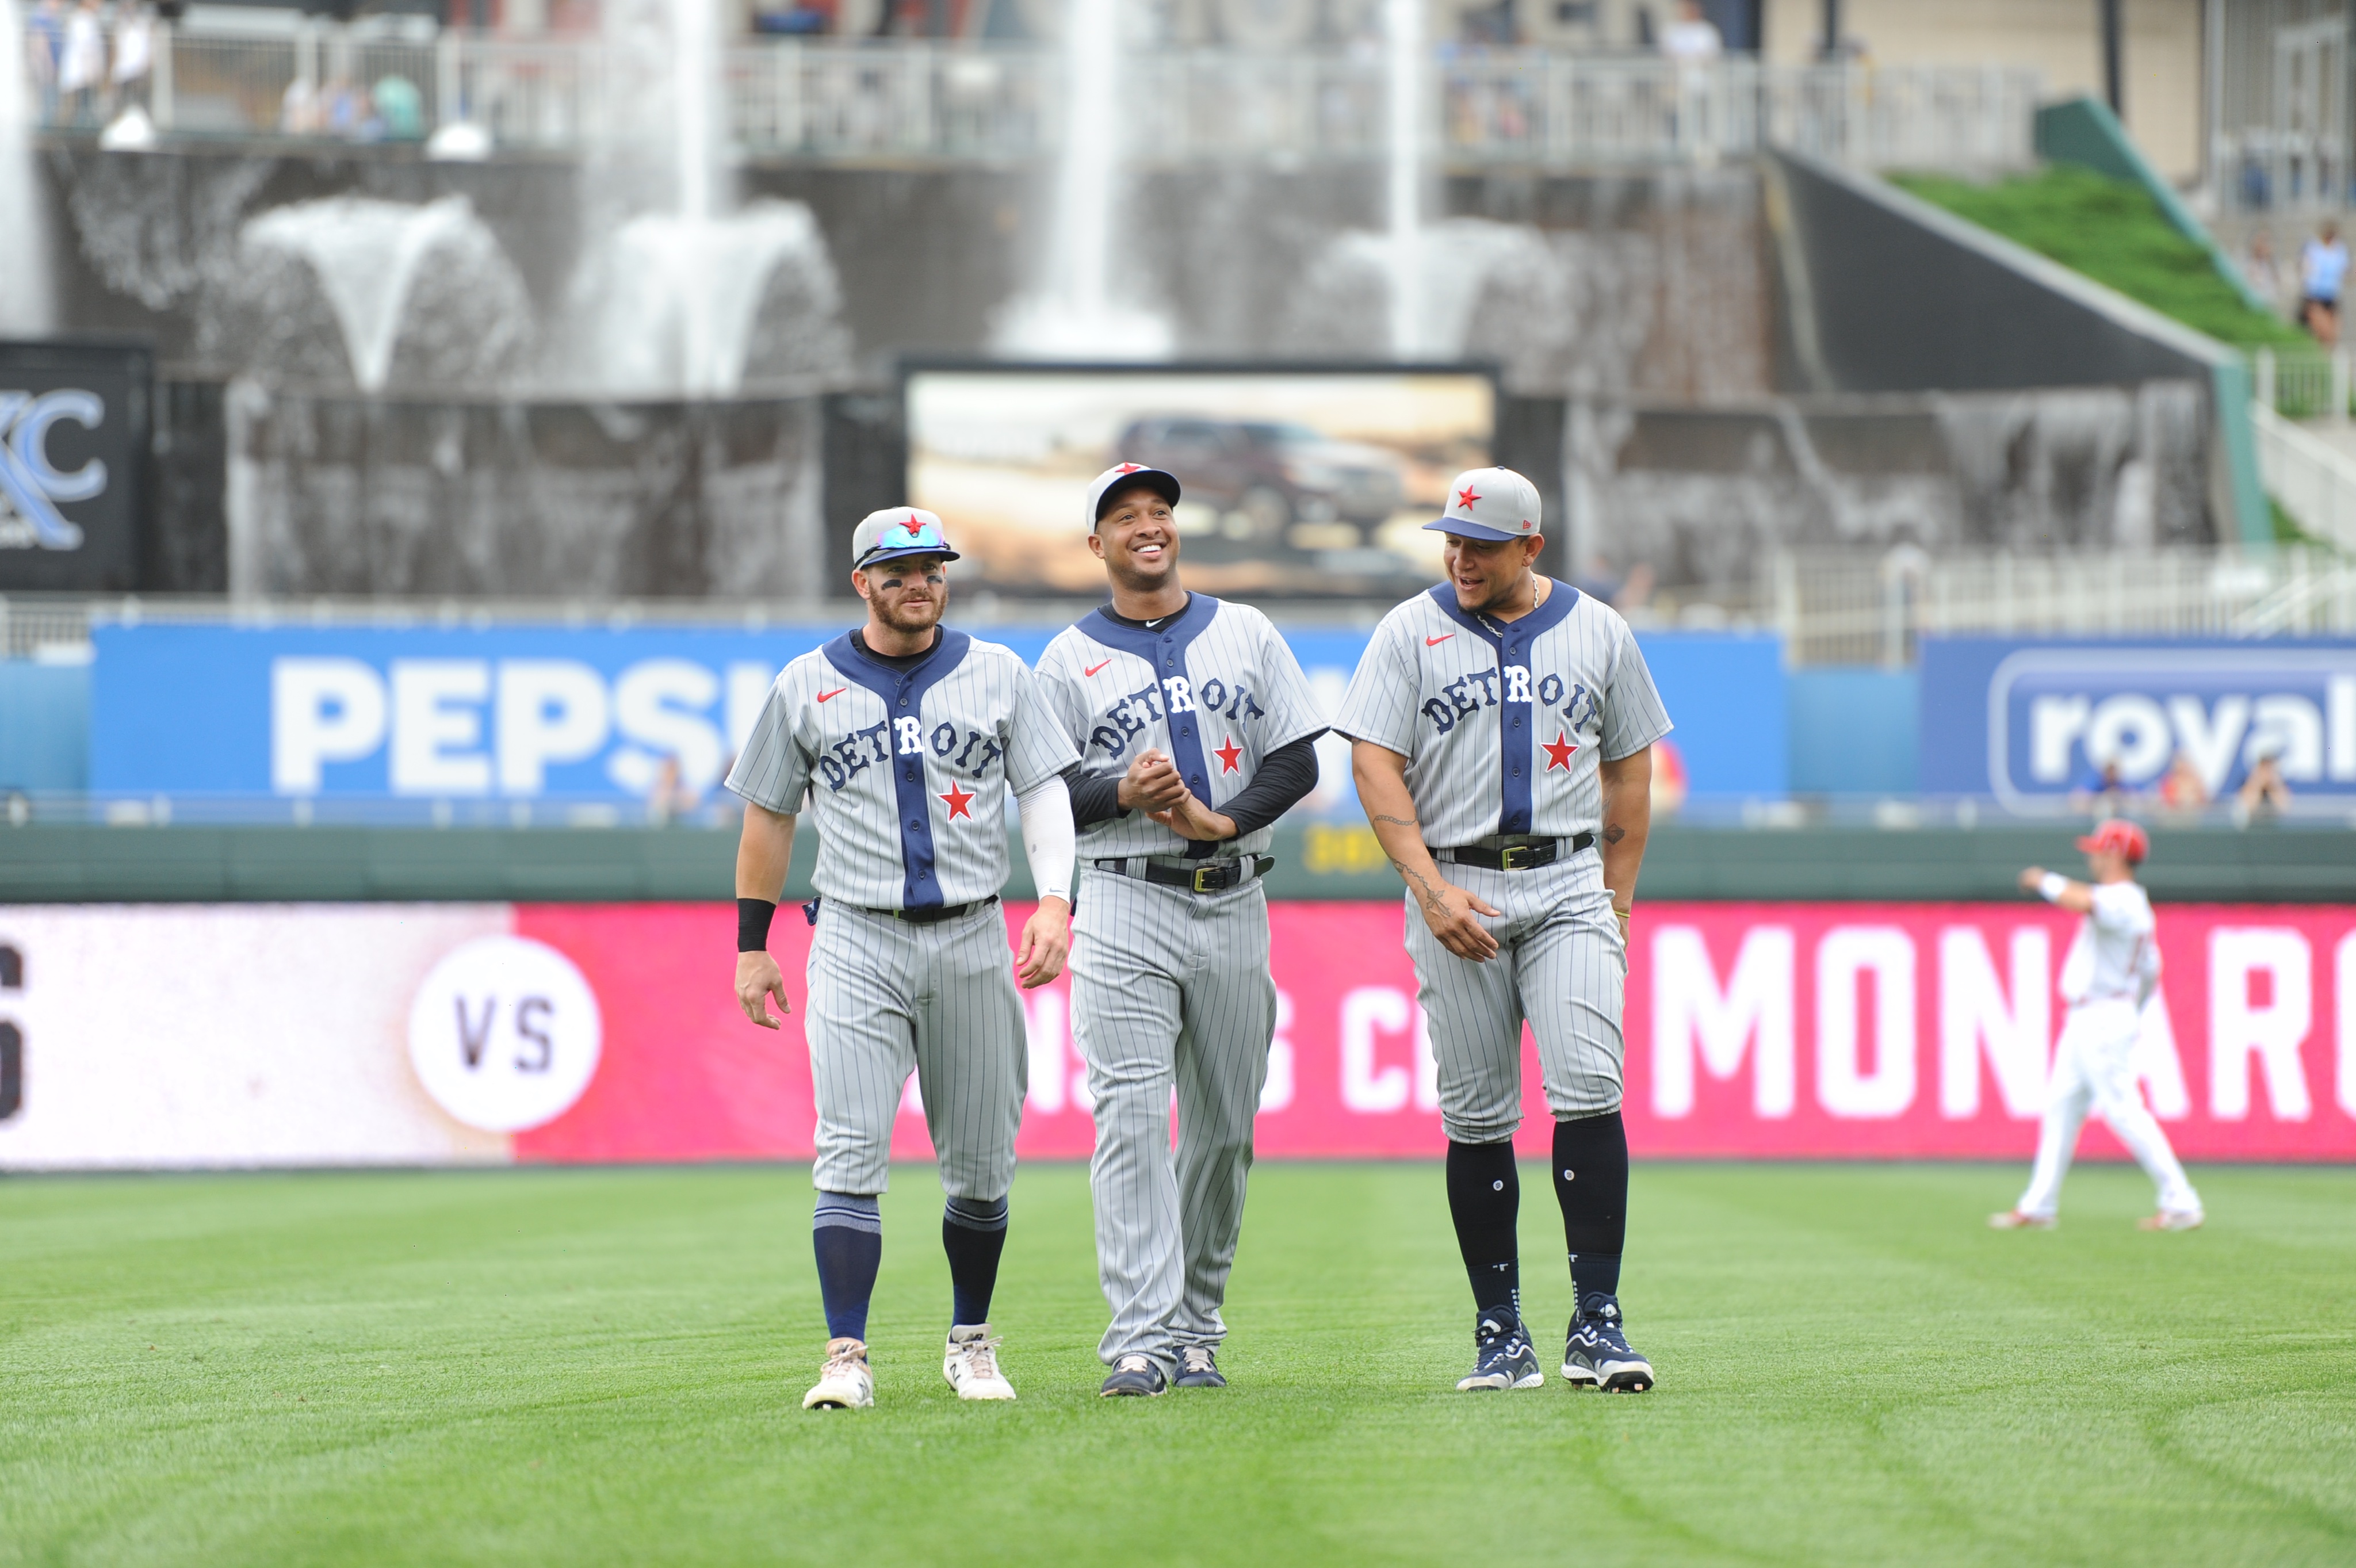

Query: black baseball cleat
[1458,1310,1544,1391]
[1174,1345,1226,1388]
[1562,1294,1654,1393]
[1100,1353,1168,1397]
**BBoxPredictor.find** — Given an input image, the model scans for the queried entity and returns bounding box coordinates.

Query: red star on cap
[1455,484,1482,510]
[938,781,974,819]
[1215,736,1243,774]
[902,517,925,537]
[1116,462,1142,474]
[1542,731,1578,771]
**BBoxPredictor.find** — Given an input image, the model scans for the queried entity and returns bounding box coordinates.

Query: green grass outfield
[3,1162,2351,1567]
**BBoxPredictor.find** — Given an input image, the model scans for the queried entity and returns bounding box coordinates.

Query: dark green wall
[2,823,2347,904]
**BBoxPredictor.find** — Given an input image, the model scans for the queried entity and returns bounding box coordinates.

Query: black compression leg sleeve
[1552,1111,1629,1306]
[1445,1139,1521,1320]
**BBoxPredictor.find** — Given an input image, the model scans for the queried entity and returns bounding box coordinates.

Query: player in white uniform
[1991,819,2204,1232]
[1034,464,1326,1398]
[727,507,1081,1410]
[1334,467,1671,1396]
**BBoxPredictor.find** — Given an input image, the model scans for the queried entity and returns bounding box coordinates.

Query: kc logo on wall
[0,341,152,592]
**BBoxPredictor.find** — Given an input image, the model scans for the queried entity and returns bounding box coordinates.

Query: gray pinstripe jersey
[724,629,1077,910]
[1332,580,1672,847]
[1035,595,1327,859]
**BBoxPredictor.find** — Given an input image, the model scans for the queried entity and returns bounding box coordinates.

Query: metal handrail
[59,28,2041,170]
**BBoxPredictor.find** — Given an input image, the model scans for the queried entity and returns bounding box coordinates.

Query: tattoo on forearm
[1602,823,1626,846]
[1372,813,1419,828]
[1392,859,1448,916]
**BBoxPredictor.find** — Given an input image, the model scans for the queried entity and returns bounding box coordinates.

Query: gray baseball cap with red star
[1085,462,1183,530]
[1424,466,1542,543]
[852,506,961,569]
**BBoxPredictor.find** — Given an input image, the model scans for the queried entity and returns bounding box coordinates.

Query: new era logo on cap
[1424,466,1542,544]
[852,506,961,568]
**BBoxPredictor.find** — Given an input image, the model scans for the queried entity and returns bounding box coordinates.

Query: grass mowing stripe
[2,1162,2350,1567]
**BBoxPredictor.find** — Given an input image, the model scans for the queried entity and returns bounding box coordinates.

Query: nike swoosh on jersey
[1425,634,1455,647]
[816,687,847,702]
[1083,659,1113,676]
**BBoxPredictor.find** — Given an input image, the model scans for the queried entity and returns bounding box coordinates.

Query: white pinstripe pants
[1070,868,1276,1373]
[1406,851,1626,1143]
[805,901,1027,1201]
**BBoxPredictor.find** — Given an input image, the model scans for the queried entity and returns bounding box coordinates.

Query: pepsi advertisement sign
[1921,638,2356,808]
[89,621,1785,806]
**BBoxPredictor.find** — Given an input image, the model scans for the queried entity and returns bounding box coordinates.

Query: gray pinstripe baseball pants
[805,901,1027,1200]
[1406,851,1626,1143]
[1070,867,1275,1375]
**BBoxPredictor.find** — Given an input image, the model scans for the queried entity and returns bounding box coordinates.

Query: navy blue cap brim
[1421,517,1524,542]
[857,545,962,568]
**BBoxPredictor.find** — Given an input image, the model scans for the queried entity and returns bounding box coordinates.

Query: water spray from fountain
[0,0,56,337]
[994,0,1171,358]
[1384,0,1421,361]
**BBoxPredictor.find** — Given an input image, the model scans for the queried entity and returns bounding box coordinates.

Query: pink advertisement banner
[2,901,2348,1168]
[509,900,2356,1166]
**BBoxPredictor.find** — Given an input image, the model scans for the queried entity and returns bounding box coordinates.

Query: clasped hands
[1118,748,1235,842]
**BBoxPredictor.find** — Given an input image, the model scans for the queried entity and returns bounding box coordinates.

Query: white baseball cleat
[943,1324,1016,1401]
[2138,1208,2205,1232]
[1987,1209,2056,1230]
[802,1336,874,1410]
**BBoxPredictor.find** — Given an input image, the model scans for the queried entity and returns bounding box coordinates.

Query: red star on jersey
[938,781,975,819]
[1542,730,1578,771]
[1454,484,1482,511]
[1215,736,1244,774]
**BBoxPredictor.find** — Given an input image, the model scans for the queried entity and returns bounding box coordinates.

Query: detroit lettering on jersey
[724,629,1077,910]
[1333,580,1673,848]
[1035,594,1326,861]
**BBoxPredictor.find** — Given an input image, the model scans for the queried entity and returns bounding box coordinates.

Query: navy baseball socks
[1446,1140,1542,1389]
[812,1193,884,1343]
[941,1195,1008,1329]
[1553,1111,1653,1393]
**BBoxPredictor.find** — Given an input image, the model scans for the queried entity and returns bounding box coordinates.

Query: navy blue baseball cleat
[1458,1310,1544,1391]
[1562,1294,1654,1393]
[1174,1346,1226,1388]
[1100,1354,1168,1397]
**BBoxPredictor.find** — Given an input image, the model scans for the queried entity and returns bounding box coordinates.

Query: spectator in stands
[2071,754,2132,818]
[2243,229,2286,318]
[109,2,153,118]
[2158,748,2209,822]
[2301,221,2348,346]
[55,0,104,127]
[1661,1,1722,63]
[26,0,62,125]
[2235,744,2293,826]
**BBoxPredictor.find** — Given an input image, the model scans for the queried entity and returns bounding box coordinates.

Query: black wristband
[737,897,777,953]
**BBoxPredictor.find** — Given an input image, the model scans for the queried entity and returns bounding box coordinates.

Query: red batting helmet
[2075,819,2149,865]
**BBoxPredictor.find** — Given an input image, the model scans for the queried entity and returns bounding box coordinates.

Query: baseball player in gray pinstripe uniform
[1334,466,1671,1396]
[1034,463,1326,1398]
[726,506,1080,1412]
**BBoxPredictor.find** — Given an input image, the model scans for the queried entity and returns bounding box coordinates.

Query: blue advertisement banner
[90,618,1785,805]
[1920,636,2356,805]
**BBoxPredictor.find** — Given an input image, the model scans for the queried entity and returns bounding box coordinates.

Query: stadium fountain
[0,0,55,336]
[993,0,1171,358]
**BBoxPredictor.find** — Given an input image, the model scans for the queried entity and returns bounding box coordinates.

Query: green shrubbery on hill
[1892,164,2306,349]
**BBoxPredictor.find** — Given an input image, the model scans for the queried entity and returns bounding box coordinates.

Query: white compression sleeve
[1016,774,1076,904]
[2037,873,2069,903]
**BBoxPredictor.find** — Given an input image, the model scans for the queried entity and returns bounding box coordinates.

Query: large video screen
[905,366,1495,598]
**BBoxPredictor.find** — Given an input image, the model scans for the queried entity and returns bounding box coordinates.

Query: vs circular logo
[407,936,602,1133]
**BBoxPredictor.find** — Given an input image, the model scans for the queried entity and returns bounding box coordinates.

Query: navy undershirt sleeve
[1217,734,1323,837]
[1065,765,1126,829]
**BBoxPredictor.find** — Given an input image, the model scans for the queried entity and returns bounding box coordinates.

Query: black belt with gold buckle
[1094,855,1275,894]
[1433,832,1596,871]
